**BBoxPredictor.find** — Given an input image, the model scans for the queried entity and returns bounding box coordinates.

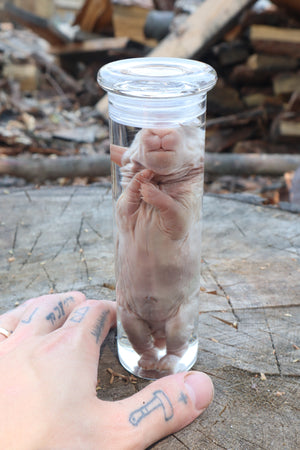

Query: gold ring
[0,327,12,338]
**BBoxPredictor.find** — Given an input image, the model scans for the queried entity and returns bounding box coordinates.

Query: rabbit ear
[110,144,127,166]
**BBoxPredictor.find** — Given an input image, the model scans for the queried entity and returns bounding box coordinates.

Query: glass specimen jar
[97,57,217,379]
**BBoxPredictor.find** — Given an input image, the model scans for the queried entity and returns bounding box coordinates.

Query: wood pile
[204,19,300,153]
[200,2,300,204]
[0,24,110,187]
[0,0,300,209]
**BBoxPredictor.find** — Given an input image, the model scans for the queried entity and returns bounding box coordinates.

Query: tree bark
[1,153,300,182]
[204,153,300,176]
[0,155,111,182]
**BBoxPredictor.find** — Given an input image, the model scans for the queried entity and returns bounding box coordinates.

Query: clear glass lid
[98,57,217,98]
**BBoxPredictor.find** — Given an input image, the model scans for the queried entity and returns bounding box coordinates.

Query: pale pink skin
[115,126,204,372]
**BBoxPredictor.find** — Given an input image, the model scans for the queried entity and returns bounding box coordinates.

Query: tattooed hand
[0,292,213,450]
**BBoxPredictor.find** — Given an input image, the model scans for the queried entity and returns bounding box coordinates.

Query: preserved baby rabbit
[98,57,217,378]
[115,126,204,374]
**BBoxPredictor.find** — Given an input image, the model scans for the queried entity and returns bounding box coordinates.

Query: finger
[93,371,214,449]
[0,297,38,342]
[140,183,187,240]
[120,174,142,215]
[10,292,86,340]
[61,299,116,370]
[136,169,154,181]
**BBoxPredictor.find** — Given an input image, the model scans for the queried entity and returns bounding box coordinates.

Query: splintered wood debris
[107,368,138,384]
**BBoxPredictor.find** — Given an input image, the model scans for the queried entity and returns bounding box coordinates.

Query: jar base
[117,338,198,380]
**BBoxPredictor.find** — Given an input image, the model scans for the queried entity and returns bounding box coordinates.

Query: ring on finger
[0,327,12,338]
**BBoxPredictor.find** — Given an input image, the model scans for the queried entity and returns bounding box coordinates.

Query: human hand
[0,292,213,449]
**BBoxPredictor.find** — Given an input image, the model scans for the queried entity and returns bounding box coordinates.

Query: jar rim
[97,57,217,98]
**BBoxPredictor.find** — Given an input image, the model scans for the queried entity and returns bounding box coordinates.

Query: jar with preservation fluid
[97,58,217,379]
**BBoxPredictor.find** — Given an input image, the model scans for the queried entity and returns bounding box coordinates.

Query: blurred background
[0,0,299,210]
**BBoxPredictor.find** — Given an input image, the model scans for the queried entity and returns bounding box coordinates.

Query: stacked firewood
[204,5,300,157]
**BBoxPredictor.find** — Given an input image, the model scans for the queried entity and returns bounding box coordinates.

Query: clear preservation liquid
[98,57,217,378]
[110,119,205,378]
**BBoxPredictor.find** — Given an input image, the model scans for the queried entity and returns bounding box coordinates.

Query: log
[206,107,268,128]
[250,25,300,57]
[128,0,256,58]
[213,40,249,67]
[1,153,300,182]
[73,0,113,34]
[0,155,111,182]
[271,0,300,18]
[233,139,299,154]
[229,64,274,86]
[153,0,175,9]
[206,126,257,153]
[229,53,299,86]
[240,7,291,28]
[243,93,279,108]
[2,62,39,91]
[207,84,244,115]
[278,119,300,138]
[204,153,300,176]
[273,73,300,96]
[96,0,256,116]
[247,53,298,72]
[271,113,300,142]
[112,3,157,47]
[288,92,300,113]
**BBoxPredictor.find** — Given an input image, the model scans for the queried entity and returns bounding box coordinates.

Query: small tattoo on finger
[46,301,65,324]
[21,307,39,324]
[178,391,188,405]
[129,390,174,427]
[45,297,75,325]
[91,310,110,343]
[69,306,90,323]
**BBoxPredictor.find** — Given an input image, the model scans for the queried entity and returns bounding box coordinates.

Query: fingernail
[184,371,214,411]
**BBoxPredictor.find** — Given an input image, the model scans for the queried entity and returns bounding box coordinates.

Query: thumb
[104,371,214,449]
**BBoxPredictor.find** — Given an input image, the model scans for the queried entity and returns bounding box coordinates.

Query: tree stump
[0,185,299,449]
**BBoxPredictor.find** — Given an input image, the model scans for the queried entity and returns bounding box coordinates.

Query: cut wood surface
[247,53,298,72]
[250,24,300,57]
[271,113,300,142]
[0,186,299,449]
[112,3,157,46]
[73,0,113,33]
[273,73,300,96]
[2,62,39,91]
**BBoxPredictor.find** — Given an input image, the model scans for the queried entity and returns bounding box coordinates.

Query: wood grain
[0,185,299,449]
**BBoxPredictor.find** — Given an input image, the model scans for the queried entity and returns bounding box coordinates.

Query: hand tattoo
[129,390,174,427]
[91,310,110,343]
[69,306,90,323]
[21,307,39,324]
